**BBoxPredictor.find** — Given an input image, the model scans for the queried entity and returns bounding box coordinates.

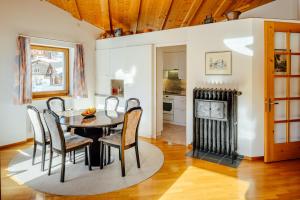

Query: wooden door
[265,22,300,162]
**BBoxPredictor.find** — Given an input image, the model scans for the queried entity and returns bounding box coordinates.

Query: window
[31,45,69,98]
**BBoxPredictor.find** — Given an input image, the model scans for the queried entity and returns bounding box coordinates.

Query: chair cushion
[99,134,121,146]
[44,131,71,143]
[63,131,73,138]
[65,135,93,150]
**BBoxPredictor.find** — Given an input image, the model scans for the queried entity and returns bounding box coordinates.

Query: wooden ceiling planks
[76,0,110,30]
[212,0,234,21]
[163,0,195,30]
[109,0,141,32]
[190,0,221,25]
[48,0,81,19]
[181,0,204,27]
[136,0,174,32]
[47,0,274,34]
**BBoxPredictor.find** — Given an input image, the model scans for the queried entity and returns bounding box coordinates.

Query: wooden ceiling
[48,0,273,33]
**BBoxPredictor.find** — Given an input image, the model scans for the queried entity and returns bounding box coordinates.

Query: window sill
[32,95,72,101]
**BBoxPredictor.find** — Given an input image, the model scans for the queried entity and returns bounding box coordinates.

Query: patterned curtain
[14,36,32,104]
[73,44,88,98]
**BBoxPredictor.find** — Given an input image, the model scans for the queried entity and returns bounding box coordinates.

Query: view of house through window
[31,45,69,98]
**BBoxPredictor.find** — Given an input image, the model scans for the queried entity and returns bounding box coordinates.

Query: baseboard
[243,156,264,161]
[187,149,264,161]
[0,138,33,150]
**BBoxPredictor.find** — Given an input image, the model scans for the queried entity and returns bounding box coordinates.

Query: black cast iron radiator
[193,88,241,161]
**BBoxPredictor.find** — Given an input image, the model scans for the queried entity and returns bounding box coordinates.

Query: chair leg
[100,142,104,169]
[103,145,106,165]
[73,150,76,164]
[41,145,46,171]
[85,147,88,165]
[48,149,53,176]
[120,148,125,177]
[135,145,141,168]
[32,142,37,165]
[69,152,72,162]
[108,146,111,164]
[119,148,121,161]
[87,145,92,171]
[60,152,66,182]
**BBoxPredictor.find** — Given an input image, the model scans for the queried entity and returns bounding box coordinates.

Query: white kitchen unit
[163,95,186,126]
[163,50,186,80]
[173,95,186,125]
[95,45,154,138]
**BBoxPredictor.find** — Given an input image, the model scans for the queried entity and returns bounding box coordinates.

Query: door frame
[153,42,188,145]
[264,21,300,162]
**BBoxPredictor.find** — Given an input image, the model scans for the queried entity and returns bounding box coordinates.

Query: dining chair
[110,98,141,133]
[125,98,140,112]
[27,105,50,171]
[47,96,76,161]
[99,107,143,177]
[46,97,66,114]
[43,109,93,182]
[105,96,119,111]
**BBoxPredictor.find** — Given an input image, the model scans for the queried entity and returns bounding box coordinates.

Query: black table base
[74,128,114,166]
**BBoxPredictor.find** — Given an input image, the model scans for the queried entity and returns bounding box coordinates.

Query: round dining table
[57,110,124,166]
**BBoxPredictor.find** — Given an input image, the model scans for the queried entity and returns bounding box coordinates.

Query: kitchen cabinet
[173,96,186,125]
[163,51,186,80]
[174,108,186,125]
[163,95,186,126]
[96,50,111,95]
[163,52,179,70]
[96,44,154,138]
[96,49,111,77]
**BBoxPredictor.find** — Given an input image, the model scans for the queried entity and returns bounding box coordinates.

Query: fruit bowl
[81,107,96,117]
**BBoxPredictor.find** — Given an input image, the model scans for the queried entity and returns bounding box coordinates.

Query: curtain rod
[18,34,81,45]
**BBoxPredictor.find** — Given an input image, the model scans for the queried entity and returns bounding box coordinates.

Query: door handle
[267,99,279,112]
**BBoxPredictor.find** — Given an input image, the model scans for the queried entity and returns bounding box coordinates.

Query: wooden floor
[1,138,300,200]
[159,123,186,145]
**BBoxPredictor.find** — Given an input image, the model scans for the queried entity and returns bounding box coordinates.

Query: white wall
[0,0,100,146]
[96,19,267,157]
[241,0,299,20]
[187,21,255,156]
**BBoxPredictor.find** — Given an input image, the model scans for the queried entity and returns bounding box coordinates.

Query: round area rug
[7,141,164,196]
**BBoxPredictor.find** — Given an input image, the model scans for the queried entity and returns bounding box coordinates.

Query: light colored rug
[7,141,164,196]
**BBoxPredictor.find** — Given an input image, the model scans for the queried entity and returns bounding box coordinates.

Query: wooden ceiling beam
[181,0,204,27]
[133,0,142,34]
[59,0,81,20]
[136,0,174,32]
[190,0,219,26]
[74,0,82,20]
[161,0,174,30]
[212,0,233,18]
[107,0,113,33]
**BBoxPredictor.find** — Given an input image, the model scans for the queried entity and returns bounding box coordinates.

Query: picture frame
[274,49,287,74]
[205,51,232,75]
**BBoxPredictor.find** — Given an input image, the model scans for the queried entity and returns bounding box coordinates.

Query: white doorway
[156,45,187,145]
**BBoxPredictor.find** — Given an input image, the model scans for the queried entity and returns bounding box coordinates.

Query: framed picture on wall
[205,51,232,75]
[274,49,287,74]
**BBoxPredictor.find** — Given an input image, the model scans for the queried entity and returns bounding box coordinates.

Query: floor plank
[159,123,186,145]
[1,138,300,200]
